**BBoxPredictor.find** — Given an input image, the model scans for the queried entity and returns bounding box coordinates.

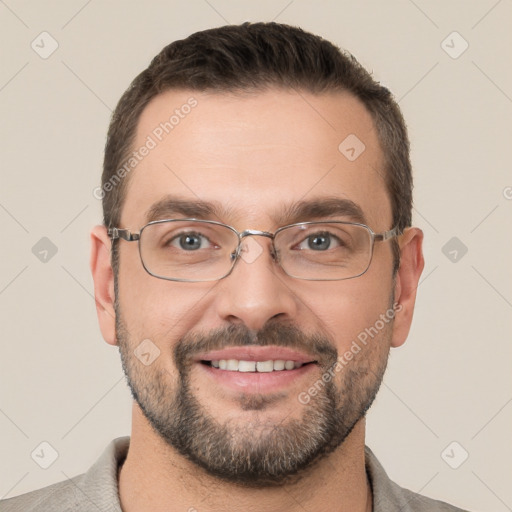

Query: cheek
[304,276,394,351]
[117,251,218,345]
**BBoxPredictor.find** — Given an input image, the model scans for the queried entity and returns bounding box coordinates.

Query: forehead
[121,88,391,230]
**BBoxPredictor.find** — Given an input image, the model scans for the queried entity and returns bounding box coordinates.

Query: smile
[201,359,316,372]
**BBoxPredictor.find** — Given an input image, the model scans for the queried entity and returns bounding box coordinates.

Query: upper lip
[195,346,318,364]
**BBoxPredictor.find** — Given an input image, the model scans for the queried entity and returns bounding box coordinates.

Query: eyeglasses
[108,219,400,282]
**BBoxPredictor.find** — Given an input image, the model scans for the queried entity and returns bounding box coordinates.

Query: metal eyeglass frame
[107,218,401,282]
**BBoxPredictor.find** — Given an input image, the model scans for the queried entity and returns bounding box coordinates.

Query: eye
[170,232,212,251]
[297,232,341,251]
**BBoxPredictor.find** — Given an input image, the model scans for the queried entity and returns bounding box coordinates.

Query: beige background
[1,1,511,510]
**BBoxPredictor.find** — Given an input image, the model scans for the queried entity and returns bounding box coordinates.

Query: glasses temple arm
[107,227,140,241]
[374,226,401,242]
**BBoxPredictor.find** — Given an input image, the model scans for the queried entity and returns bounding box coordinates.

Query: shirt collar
[82,437,417,512]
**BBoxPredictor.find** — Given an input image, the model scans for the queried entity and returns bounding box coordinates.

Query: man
[2,22,469,512]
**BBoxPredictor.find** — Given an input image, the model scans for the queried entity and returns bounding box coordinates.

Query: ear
[391,227,425,348]
[90,225,117,346]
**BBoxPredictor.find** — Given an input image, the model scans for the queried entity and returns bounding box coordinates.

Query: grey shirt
[1,437,469,512]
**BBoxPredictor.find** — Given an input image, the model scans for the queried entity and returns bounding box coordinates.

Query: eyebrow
[144,195,367,226]
[276,197,367,226]
[145,196,228,224]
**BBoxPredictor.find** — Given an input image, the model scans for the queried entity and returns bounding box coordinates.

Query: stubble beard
[116,312,391,487]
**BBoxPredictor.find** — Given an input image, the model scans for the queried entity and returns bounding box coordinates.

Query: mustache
[174,321,338,371]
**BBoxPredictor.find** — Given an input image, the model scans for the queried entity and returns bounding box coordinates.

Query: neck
[118,405,372,512]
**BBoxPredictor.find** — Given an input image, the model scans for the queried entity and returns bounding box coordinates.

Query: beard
[116,308,392,487]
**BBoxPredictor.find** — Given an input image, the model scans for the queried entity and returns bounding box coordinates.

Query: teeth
[238,360,256,372]
[209,359,306,372]
[226,359,239,371]
[256,360,274,372]
[273,360,285,371]
[285,360,295,370]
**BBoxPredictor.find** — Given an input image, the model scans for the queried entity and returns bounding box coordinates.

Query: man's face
[115,89,397,485]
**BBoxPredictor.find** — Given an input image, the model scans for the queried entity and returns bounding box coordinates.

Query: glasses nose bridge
[235,229,277,261]
[239,229,275,241]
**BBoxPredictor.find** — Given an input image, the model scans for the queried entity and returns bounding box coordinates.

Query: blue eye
[298,232,340,251]
[171,232,211,251]
[309,234,329,250]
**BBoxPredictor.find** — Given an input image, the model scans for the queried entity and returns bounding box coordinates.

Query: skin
[90,88,424,512]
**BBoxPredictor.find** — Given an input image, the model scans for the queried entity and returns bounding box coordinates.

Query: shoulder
[0,437,129,512]
[381,477,471,512]
[365,446,470,512]
[0,475,85,512]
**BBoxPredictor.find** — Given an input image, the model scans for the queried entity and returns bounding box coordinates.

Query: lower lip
[197,362,318,394]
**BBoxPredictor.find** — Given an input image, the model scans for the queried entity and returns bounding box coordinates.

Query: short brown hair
[103,22,412,274]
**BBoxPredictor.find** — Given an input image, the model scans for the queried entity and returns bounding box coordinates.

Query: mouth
[195,346,320,394]
[200,359,317,372]
[195,345,318,370]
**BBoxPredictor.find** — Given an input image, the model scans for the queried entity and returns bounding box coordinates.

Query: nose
[214,236,299,331]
